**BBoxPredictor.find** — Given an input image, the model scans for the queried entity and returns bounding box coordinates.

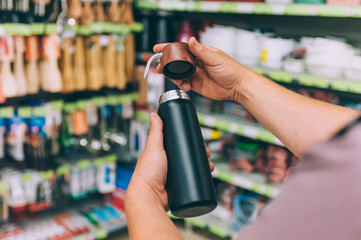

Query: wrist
[126,179,167,211]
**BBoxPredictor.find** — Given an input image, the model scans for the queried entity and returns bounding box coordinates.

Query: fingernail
[149,113,155,123]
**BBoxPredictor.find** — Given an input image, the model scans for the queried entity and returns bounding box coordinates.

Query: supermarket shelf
[135,110,282,146]
[212,162,279,198]
[197,112,283,146]
[251,67,361,94]
[136,1,361,18]
[184,214,237,239]
[0,22,143,36]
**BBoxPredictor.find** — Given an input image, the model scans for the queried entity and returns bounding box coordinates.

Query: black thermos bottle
[158,90,217,218]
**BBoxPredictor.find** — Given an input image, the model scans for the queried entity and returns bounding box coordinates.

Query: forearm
[235,68,361,156]
[126,182,184,240]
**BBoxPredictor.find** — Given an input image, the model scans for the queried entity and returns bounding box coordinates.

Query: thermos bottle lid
[159,90,190,105]
[163,61,196,80]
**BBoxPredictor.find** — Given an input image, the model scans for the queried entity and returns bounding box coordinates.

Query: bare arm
[155,37,361,156]
[234,69,360,156]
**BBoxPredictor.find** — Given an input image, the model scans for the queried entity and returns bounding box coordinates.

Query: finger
[206,147,211,158]
[209,162,215,172]
[156,64,162,74]
[188,37,222,66]
[179,80,192,92]
[145,113,164,150]
[153,43,170,53]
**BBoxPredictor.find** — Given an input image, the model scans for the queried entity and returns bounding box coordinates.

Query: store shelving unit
[136,1,361,18]
[250,67,361,94]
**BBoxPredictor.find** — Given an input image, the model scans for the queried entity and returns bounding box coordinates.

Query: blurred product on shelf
[0,0,139,102]
[198,24,361,81]
[218,137,295,184]
[0,93,137,223]
[0,202,126,240]
[176,20,196,43]
[210,181,265,232]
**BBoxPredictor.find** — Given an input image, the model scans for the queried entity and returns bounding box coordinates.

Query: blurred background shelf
[212,162,279,198]
[136,1,361,18]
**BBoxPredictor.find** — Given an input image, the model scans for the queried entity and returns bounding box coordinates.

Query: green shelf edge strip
[197,112,282,146]
[0,22,143,36]
[213,168,277,198]
[135,1,361,18]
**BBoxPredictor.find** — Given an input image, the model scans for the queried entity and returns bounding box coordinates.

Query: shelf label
[244,126,259,138]
[204,116,216,126]
[159,1,186,10]
[318,5,349,17]
[349,81,361,94]
[253,3,273,14]
[237,3,254,13]
[209,224,228,238]
[219,2,239,13]
[0,181,9,192]
[272,4,285,14]
[353,6,361,17]
[201,2,221,12]
[269,71,293,83]
[186,217,207,229]
[233,175,254,190]
[230,123,238,133]
[285,4,311,16]
[331,79,349,92]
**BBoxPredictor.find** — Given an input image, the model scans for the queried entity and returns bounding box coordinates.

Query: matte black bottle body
[157,90,217,218]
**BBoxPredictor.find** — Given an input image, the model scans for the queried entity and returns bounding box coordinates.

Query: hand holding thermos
[144,41,217,218]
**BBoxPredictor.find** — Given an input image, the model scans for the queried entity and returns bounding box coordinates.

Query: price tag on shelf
[253,3,273,14]
[318,5,349,17]
[233,175,254,190]
[230,123,238,133]
[269,71,293,83]
[244,126,259,138]
[136,0,158,10]
[219,2,239,13]
[237,3,254,13]
[204,116,216,126]
[159,1,186,10]
[353,6,361,17]
[201,2,221,12]
[272,4,285,15]
[285,4,311,16]
[0,107,14,118]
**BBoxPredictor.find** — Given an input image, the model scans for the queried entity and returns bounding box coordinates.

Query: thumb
[188,37,222,65]
[145,113,164,151]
